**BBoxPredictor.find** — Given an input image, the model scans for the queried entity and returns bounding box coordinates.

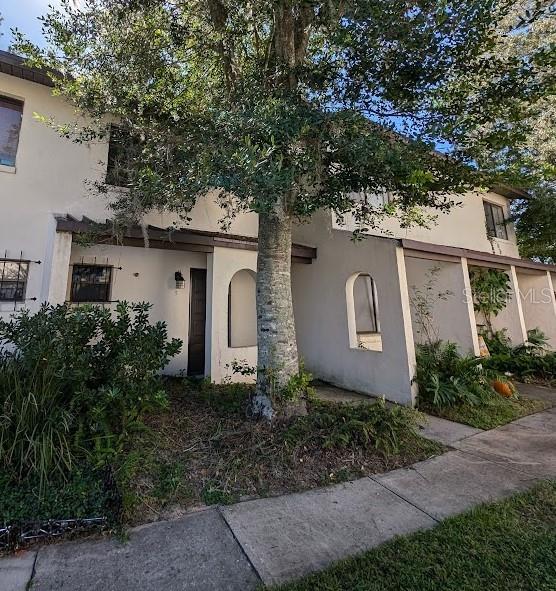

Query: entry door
[187,269,207,376]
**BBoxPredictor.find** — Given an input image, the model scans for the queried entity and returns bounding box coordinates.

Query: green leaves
[513,187,556,263]
[469,268,511,332]
[415,340,502,408]
[0,302,182,485]
[12,0,551,230]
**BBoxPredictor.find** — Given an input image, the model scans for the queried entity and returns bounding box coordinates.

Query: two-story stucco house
[2,50,556,407]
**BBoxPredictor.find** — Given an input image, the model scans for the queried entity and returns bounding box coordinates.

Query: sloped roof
[0,50,55,87]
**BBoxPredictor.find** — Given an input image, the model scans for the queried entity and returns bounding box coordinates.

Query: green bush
[415,341,500,408]
[0,357,74,486]
[286,399,422,455]
[0,466,119,524]
[0,302,182,485]
[483,328,556,383]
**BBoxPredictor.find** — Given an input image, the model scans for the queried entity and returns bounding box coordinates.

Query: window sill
[0,301,24,311]
[228,344,257,350]
[352,333,383,352]
[488,235,511,244]
[0,164,16,174]
[68,300,115,305]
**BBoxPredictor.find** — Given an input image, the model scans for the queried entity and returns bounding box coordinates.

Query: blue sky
[0,0,63,50]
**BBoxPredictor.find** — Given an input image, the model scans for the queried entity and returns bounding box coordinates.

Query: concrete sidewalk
[3,407,555,591]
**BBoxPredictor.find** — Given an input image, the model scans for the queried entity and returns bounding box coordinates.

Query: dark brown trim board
[0,51,55,88]
[55,215,317,262]
[402,238,556,274]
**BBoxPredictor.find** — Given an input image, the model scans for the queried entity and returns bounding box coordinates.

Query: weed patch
[119,380,443,524]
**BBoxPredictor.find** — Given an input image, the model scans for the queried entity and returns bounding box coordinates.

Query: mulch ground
[119,380,443,525]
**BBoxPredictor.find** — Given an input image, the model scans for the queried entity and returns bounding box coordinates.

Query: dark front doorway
[187,268,207,376]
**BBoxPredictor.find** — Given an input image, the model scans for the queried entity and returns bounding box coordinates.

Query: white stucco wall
[333,191,519,258]
[405,256,479,355]
[69,243,207,374]
[292,213,416,405]
[0,73,257,322]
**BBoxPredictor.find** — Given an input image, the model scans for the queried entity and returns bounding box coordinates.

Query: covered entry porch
[402,239,556,355]
[47,215,316,380]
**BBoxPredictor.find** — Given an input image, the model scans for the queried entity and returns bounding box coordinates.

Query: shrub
[0,302,182,484]
[0,465,119,524]
[415,341,501,408]
[0,357,74,487]
[482,329,512,356]
[286,399,422,455]
[469,268,511,335]
[483,328,556,383]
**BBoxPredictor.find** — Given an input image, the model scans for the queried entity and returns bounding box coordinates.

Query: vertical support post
[509,265,528,344]
[461,257,481,356]
[46,231,73,304]
[547,271,556,318]
[395,246,418,407]
[204,252,214,378]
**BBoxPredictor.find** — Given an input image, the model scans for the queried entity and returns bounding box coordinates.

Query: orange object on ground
[492,380,513,398]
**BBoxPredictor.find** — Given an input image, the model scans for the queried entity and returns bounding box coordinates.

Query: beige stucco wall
[333,190,519,257]
[405,256,479,355]
[292,213,416,405]
[0,73,257,321]
[69,243,207,374]
[207,246,258,383]
[517,270,556,347]
[471,265,527,345]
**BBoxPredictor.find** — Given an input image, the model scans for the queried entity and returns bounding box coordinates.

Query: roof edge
[490,184,530,200]
[0,50,55,88]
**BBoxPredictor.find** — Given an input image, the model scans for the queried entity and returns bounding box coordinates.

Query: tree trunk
[250,206,299,420]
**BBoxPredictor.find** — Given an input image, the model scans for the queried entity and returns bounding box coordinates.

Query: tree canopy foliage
[15,0,554,229]
[513,188,556,263]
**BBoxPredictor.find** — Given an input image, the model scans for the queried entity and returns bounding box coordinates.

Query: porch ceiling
[401,238,556,274]
[55,215,317,263]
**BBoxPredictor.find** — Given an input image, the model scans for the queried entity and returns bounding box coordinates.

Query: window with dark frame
[0,260,29,302]
[483,201,508,240]
[70,265,113,303]
[106,124,140,187]
[0,96,24,167]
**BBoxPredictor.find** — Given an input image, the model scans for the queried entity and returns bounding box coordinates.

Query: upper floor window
[0,259,28,302]
[106,125,140,188]
[483,201,508,240]
[0,96,23,168]
[70,264,113,303]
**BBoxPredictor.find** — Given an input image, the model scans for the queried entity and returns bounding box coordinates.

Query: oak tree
[16,0,553,418]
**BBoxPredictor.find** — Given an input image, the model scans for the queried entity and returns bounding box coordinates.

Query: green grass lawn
[423,395,550,430]
[273,481,556,591]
